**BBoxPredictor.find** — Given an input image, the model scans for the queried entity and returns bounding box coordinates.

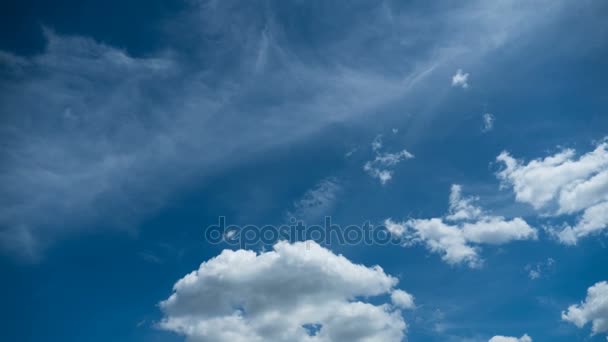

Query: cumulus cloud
[287,178,340,222]
[497,140,608,244]
[385,185,536,267]
[557,202,608,245]
[159,240,413,342]
[488,334,532,342]
[446,184,483,221]
[391,289,416,310]
[562,281,608,336]
[385,219,407,237]
[482,113,495,132]
[451,69,469,88]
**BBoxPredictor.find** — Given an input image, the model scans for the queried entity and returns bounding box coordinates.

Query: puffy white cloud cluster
[488,334,532,342]
[385,185,536,267]
[497,140,608,244]
[391,289,416,310]
[159,240,414,342]
[562,281,608,335]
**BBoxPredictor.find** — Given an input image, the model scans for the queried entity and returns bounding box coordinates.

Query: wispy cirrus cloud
[482,113,495,133]
[0,25,410,259]
[286,178,340,223]
[0,0,573,259]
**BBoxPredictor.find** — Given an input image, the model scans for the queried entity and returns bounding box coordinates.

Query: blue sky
[1,1,608,341]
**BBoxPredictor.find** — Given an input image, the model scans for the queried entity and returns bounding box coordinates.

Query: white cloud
[374,150,415,166]
[557,201,608,245]
[371,134,383,152]
[497,140,608,244]
[497,142,608,212]
[488,334,532,342]
[364,149,414,185]
[404,217,481,267]
[385,219,407,237]
[461,217,536,244]
[482,113,495,132]
[391,289,416,310]
[446,184,483,221]
[527,269,541,280]
[386,185,536,267]
[344,148,358,158]
[451,69,469,88]
[287,178,340,222]
[364,131,415,185]
[525,257,555,280]
[159,240,413,342]
[562,281,608,336]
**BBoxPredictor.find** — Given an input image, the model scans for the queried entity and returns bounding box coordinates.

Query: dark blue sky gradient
[1,1,607,341]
